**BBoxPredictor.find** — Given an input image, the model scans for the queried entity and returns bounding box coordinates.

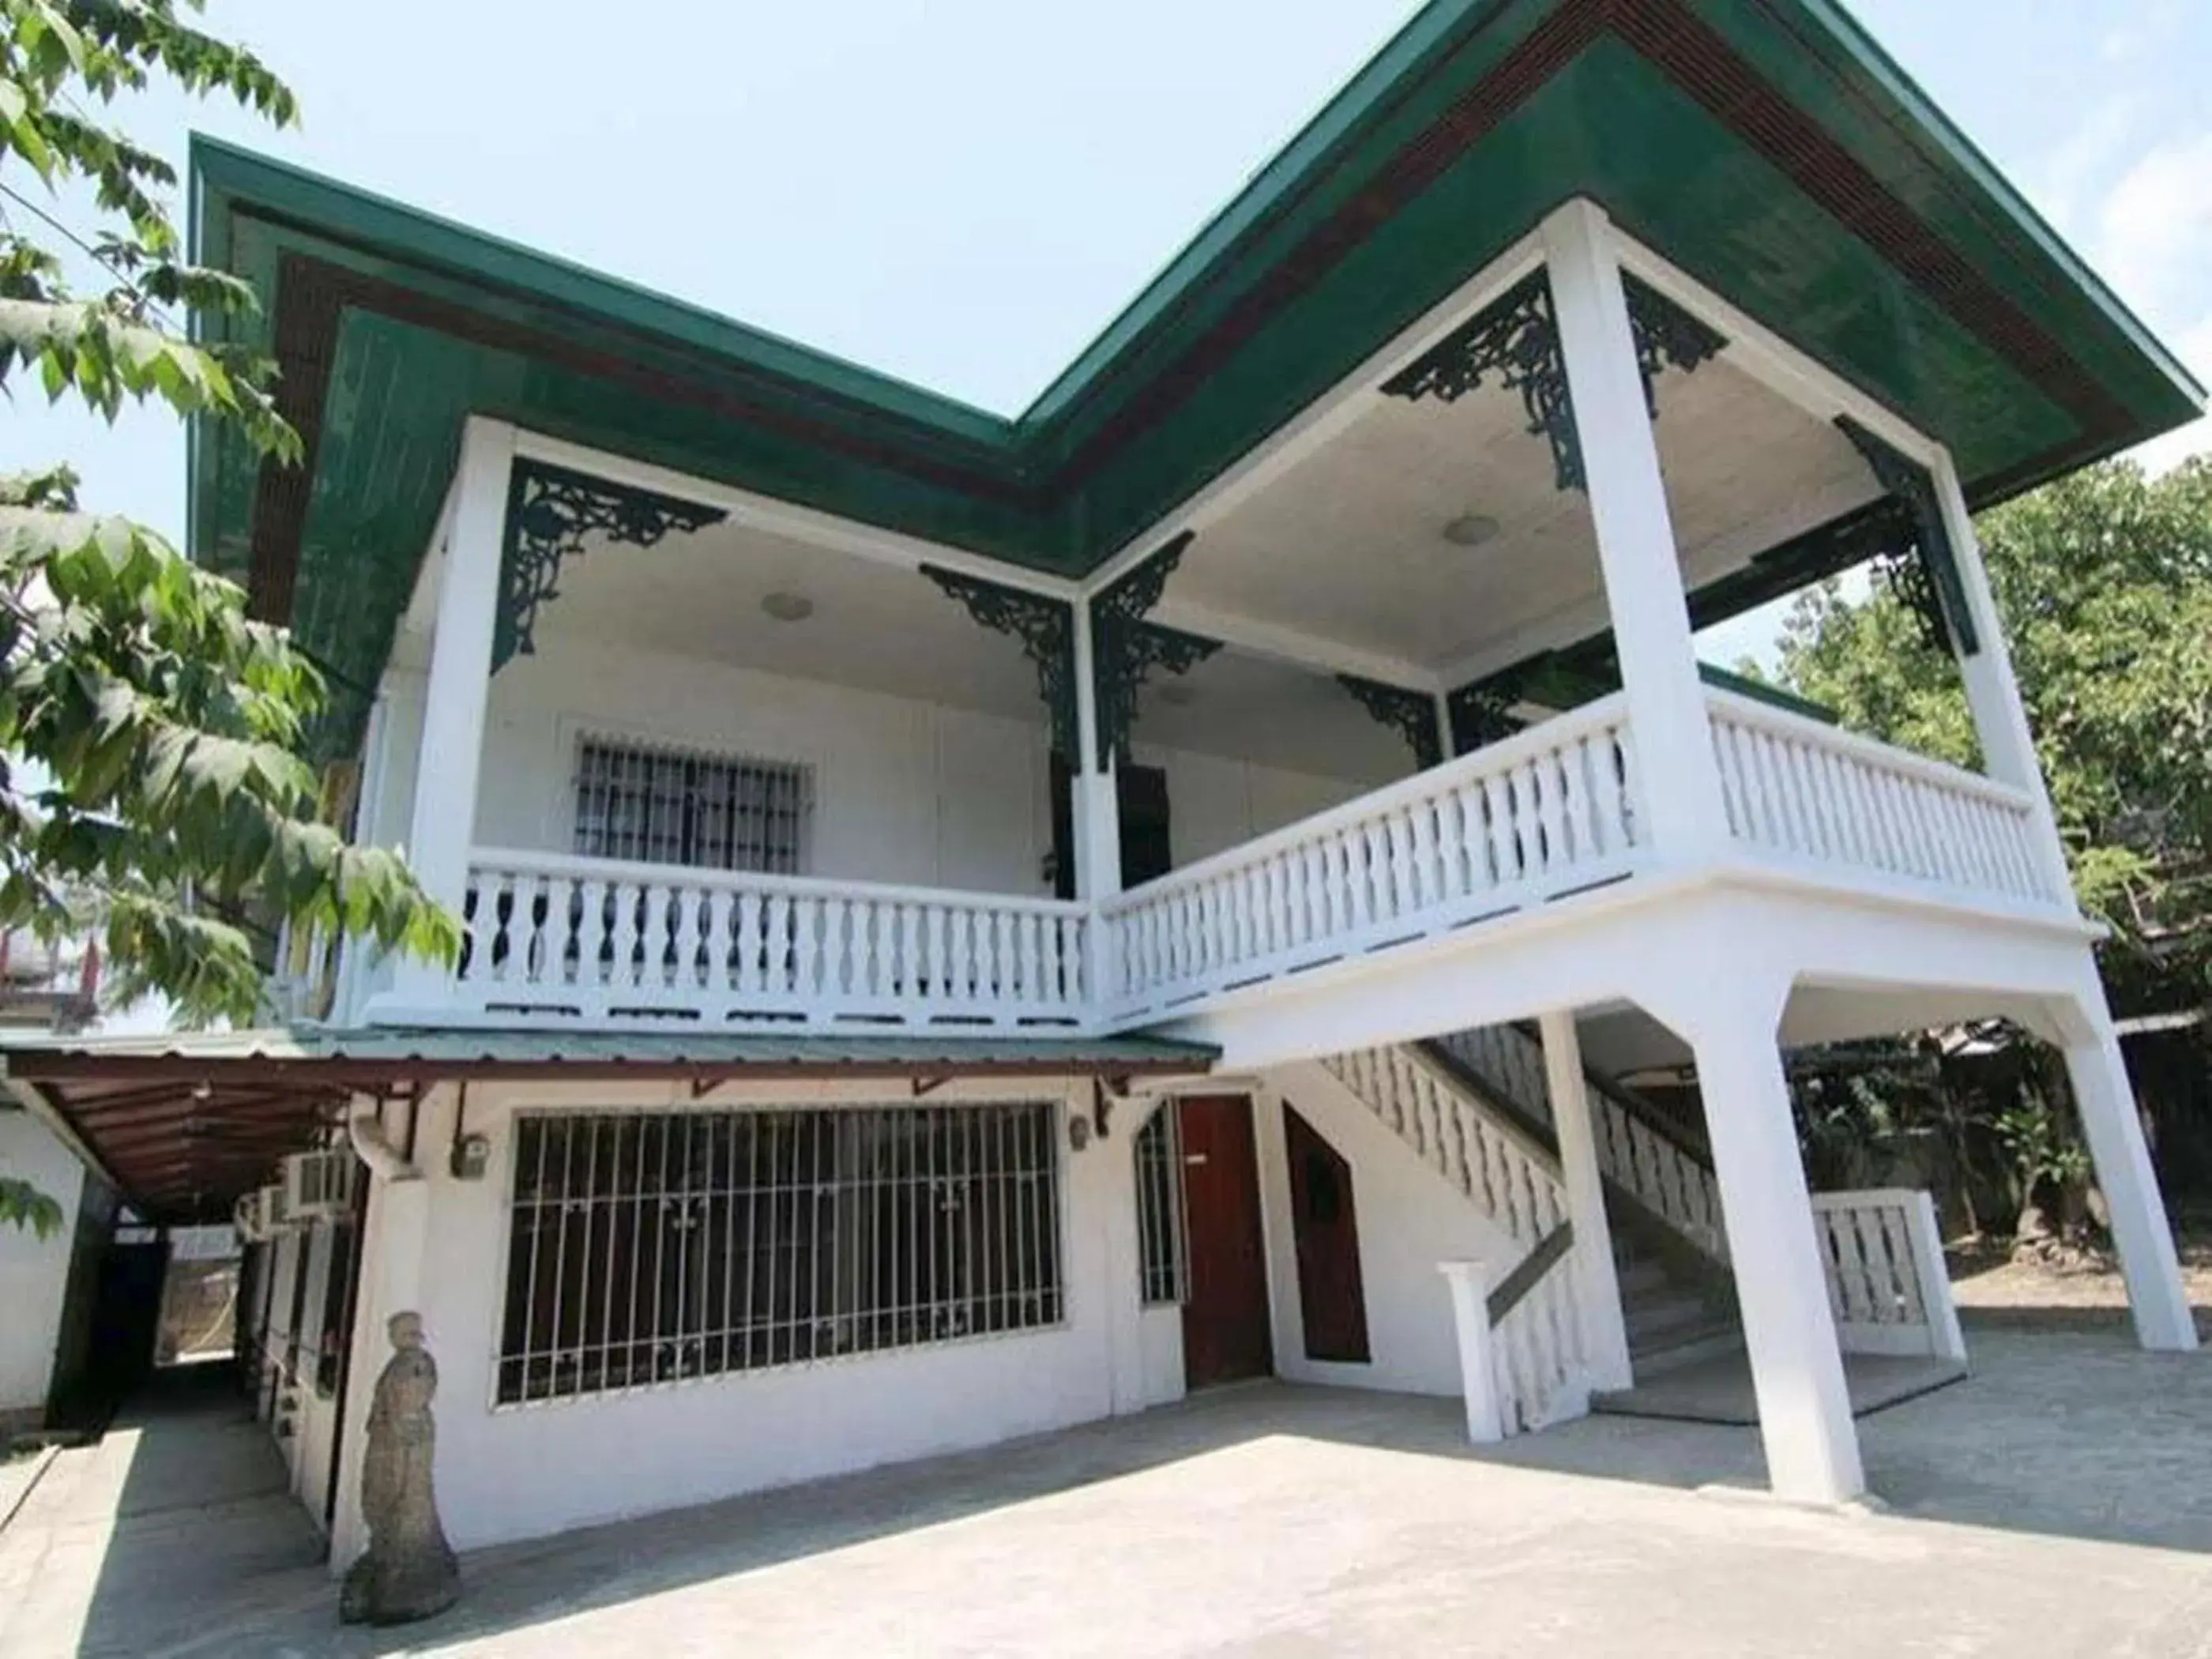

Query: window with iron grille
[1134,1105,1187,1306]
[497,1102,1064,1406]
[572,736,811,874]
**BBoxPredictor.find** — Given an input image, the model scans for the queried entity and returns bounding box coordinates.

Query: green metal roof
[0,1026,1217,1077]
[188,0,2205,732]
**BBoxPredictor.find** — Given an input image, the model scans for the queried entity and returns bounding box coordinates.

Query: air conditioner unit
[281,1149,356,1223]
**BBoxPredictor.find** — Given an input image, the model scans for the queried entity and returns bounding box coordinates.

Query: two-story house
[5,0,2203,1579]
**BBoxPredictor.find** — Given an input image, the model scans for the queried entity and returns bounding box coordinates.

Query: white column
[1069,600,1123,901]
[371,418,514,1015]
[1927,452,2077,904]
[1437,1260,1507,1442]
[1540,200,1732,860]
[2053,983,2196,1351]
[1540,1009,1632,1390]
[1683,985,1864,1503]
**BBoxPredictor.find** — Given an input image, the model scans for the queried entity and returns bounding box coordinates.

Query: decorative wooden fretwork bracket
[494,460,728,672]
[1380,270,1726,494]
[1089,531,1222,770]
[920,566,1079,762]
[1444,679,1526,757]
[1835,416,1981,657]
[1337,675,1443,769]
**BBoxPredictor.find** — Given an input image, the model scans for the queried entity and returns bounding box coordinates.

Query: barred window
[573,736,811,875]
[1134,1105,1188,1306]
[498,1102,1063,1405]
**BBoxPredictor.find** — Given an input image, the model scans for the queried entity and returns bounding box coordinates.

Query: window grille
[1134,1105,1188,1306]
[573,736,811,875]
[497,1102,1063,1406]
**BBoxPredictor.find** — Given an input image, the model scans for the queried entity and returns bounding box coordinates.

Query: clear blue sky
[4,0,2206,584]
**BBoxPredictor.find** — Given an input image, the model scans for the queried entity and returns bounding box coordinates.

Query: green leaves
[0,1174,64,1240]
[0,1,459,1070]
[1782,458,2212,1017]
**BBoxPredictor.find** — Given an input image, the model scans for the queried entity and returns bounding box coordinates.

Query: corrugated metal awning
[1,1025,1215,1225]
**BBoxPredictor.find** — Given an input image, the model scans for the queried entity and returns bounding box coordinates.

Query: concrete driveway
[5,1322,2212,1658]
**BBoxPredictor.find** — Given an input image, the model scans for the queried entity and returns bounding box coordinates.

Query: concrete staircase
[1326,1021,1744,1382]
[1614,1225,1741,1377]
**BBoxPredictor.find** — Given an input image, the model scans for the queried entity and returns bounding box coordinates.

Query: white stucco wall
[363,632,1378,901]
[1253,1066,1518,1398]
[333,1075,1162,1558]
[0,1112,88,1424]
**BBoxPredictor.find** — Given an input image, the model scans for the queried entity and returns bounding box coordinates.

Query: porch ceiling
[1167,352,1879,679]
[504,518,1415,782]
[189,0,2204,739]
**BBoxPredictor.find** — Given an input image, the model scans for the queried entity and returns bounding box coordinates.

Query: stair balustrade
[1431,1024,1726,1263]
[1810,1190,1966,1361]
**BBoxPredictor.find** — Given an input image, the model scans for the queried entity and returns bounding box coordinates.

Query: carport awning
[1,1026,1217,1226]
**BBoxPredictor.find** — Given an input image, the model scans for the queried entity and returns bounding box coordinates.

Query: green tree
[1777,458,2212,1235]
[1778,457,2212,1015]
[0,3,458,1232]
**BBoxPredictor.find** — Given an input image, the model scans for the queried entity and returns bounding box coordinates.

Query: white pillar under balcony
[1540,1010,1633,1392]
[371,417,514,1017]
[1656,969,1864,1505]
[2051,981,2197,1352]
[1927,451,2078,904]
[1540,201,1731,860]
[1070,600,1122,902]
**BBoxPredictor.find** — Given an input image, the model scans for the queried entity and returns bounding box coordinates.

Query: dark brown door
[1284,1103,1371,1362]
[1177,1094,1273,1388]
[1046,756,1173,897]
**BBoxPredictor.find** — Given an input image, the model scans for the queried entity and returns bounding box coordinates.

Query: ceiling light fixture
[1441,513,1500,548]
[760,591,815,623]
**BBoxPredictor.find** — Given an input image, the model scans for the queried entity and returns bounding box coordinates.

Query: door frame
[1172,1092,1275,1390]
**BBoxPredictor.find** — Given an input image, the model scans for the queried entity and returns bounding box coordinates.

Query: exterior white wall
[0,1112,88,1427]
[353,631,1380,915]
[1137,1306,1184,1408]
[1251,1070,1518,1398]
[337,1075,1157,1556]
[1129,741,1368,869]
[476,634,1059,895]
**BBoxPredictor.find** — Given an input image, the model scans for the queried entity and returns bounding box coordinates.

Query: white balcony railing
[1706,687,2068,912]
[1100,694,1642,1020]
[456,850,1093,1029]
[352,690,2079,1035]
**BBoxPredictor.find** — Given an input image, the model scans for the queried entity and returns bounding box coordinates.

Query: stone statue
[340,1311,461,1625]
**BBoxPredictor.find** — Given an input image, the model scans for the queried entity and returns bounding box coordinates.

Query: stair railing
[1439,1221,1587,1440]
[1431,1024,1729,1265]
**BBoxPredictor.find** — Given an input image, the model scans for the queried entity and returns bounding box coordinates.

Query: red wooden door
[1176,1095,1273,1388]
[1283,1103,1371,1362]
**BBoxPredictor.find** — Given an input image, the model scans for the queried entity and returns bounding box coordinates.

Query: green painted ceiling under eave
[188,0,2203,718]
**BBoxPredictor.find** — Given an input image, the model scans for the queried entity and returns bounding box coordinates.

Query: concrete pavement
[4,1323,2211,1657]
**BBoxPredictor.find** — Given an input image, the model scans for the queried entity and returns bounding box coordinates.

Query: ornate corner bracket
[1380,269,1728,495]
[1621,273,1727,415]
[1383,271,1582,491]
[1090,531,1221,770]
[920,566,1078,761]
[494,460,728,672]
[1337,675,1443,769]
[1444,679,1525,757]
[1835,417,1981,656]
